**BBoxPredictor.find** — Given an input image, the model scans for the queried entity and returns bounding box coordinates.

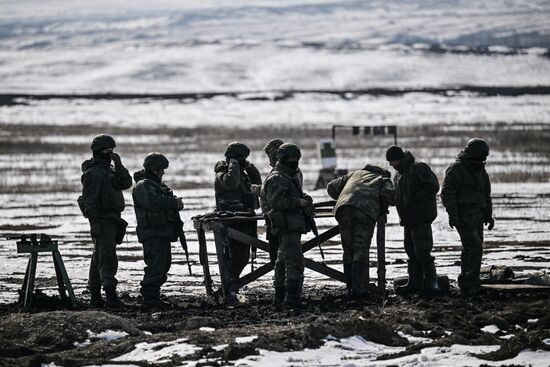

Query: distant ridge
[1,86,550,106]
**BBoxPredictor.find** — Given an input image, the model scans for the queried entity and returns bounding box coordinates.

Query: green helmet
[90,134,116,151]
[263,138,284,155]
[143,152,169,171]
[464,138,489,160]
[224,142,250,159]
[276,143,301,161]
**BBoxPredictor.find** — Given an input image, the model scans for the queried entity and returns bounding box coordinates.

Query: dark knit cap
[385,145,404,161]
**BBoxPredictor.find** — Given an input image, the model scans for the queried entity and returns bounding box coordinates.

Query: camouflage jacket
[393,151,439,227]
[262,163,310,235]
[261,167,303,215]
[441,151,492,227]
[214,159,262,211]
[80,158,132,220]
[327,164,395,222]
[132,169,181,242]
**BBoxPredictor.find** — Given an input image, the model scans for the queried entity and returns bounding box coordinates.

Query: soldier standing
[327,164,394,297]
[214,142,262,300]
[386,145,442,295]
[133,153,184,309]
[261,139,305,303]
[80,134,132,308]
[441,138,494,297]
[263,143,311,307]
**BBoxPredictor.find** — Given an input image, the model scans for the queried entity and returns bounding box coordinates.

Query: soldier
[261,139,304,298]
[133,153,184,309]
[214,142,262,300]
[441,138,494,297]
[385,145,442,295]
[80,134,132,308]
[262,143,311,307]
[327,164,394,297]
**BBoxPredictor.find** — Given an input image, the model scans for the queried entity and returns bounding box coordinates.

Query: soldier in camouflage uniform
[327,165,394,297]
[214,142,262,300]
[386,145,442,295]
[262,143,311,307]
[261,139,305,301]
[442,138,494,297]
[133,153,184,309]
[80,134,132,308]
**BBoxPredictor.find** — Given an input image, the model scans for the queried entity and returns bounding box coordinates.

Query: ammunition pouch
[115,218,128,245]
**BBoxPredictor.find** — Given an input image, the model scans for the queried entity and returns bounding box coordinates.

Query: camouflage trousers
[140,237,172,303]
[403,223,435,276]
[228,221,257,280]
[88,218,119,291]
[266,218,286,289]
[336,206,375,265]
[457,221,484,291]
[274,232,304,288]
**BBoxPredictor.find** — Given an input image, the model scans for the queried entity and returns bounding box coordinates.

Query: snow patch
[112,338,201,363]
[481,325,500,334]
[235,335,258,344]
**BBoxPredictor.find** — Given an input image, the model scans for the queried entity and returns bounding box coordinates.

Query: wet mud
[1,286,549,367]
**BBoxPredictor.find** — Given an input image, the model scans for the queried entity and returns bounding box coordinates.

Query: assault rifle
[179,227,192,275]
[303,196,325,263]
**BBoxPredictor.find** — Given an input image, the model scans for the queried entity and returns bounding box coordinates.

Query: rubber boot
[396,260,422,296]
[350,262,368,298]
[90,288,104,308]
[421,261,443,296]
[272,287,285,308]
[343,263,353,296]
[283,279,304,308]
[104,287,126,309]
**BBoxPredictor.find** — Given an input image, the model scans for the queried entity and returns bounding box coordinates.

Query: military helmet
[263,138,284,155]
[385,145,404,161]
[464,138,489,160]
[143,152,169,171]
[276,142,301,161]
[90,134,116,151]
[224,142,250,159]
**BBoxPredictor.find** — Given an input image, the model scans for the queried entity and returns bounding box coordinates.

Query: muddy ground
[0,286,549,366]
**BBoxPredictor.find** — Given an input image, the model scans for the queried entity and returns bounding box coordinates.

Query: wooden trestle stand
[193,202,387,304]
[12,234,77,310]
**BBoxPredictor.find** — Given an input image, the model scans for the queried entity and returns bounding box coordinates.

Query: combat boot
[343,263,353,296]
[396,260,422,295]
[104,287,126,309]
[272,286,285,308]
[89,288,104,308]
[350,262,368,298]
[421,262,443,296]
[283,280,305,308]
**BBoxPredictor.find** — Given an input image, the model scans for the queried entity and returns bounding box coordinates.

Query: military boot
[459,271,483,297]
[104,287,126,309]
[343,263,353,296]
[272,287,285,308]
[350,262,368,298]
[396,260,422,295]
[89,287,104,308]
[284,279,305,308]
[421,262,443,296]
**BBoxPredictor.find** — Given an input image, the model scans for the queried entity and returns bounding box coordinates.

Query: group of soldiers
[79,134,494,310]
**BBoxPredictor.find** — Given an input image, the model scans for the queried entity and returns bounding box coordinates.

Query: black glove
[485,217,495,230]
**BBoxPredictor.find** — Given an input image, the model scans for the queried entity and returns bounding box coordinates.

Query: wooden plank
[19,256,32,304]
[232,263,275,289]
[17,241,58,254]
[376,216,386,290]
[212,226,233,300]
[53,252,68,301]
[301,225,340,253]
[23,253,38,310]
[52,251,77,308]
[304,258,345,283]
[197,225,214,297]
[482,284,550,291]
